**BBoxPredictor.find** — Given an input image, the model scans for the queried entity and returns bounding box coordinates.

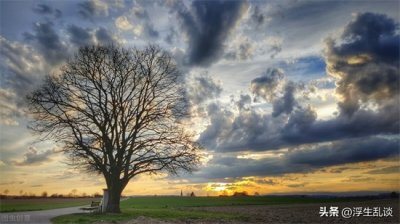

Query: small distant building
[180,190,183,197]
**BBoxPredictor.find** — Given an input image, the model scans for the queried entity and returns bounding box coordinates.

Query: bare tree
[27,45,201,213]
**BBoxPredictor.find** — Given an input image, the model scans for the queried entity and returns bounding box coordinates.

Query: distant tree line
[0,189,103,199]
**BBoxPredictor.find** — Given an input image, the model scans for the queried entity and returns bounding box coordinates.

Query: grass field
[0,198,94,212]
[51,196,368,223]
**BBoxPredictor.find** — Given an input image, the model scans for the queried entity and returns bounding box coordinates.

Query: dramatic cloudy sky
[0,0,399,196]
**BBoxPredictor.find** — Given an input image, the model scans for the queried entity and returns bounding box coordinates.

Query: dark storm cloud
[68,25,116,46]
[67,25,93,47]
[199,103,287,151]
[325,12,400,116]
[199,13,399,153]
[251,68,284,101]
[95,27,115,45]
[251,68,299,116]
[272,81,297,117]
[282,103,399,145]
[286,137,399,167]
[23,21,67,65]
[68,24,117,47]
[176,0,248,66]
[194,137,399,179]
[200,98,399,152]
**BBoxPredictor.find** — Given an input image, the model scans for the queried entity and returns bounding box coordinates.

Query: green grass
[0,198,94,212]
[120,196,366,208]
[51,208,244,224]
[51,196,367,223]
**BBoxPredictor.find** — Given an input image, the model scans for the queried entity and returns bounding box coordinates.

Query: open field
[190,198,399,224]
[51,196,391,224]
[0,198,94,212]
[120,195,372,208]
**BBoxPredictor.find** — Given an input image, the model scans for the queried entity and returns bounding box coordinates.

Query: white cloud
[115,16,133,31]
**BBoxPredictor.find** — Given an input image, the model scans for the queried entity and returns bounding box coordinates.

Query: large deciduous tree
[27,45,201,213]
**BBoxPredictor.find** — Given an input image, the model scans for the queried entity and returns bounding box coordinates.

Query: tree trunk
[106,184,123,213]
[104,176,129,213]
[105,186,122,213]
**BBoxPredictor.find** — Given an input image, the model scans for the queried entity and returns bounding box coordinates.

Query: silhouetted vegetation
[0,191,99,199]
[27,45,201,213]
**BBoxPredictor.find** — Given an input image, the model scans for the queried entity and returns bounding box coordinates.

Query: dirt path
[0,206,85,224]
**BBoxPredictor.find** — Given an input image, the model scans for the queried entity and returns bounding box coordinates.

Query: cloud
[13,147,55,166]
[267,37,282,59]
[250,5,268,27]
[0,89,23,126]
[286,137,399,167]
[199,103,286,151]
[366,165,400,174]
[251,68,284,101]
[225,38,254,61]
[0,181,24,186]
[0,38,48,125]
[95,27,115,45]
[165,27,178,44]
[175,0,248,66]
[187,74,223,105]
[255,178,278,185]
[199,13,400,153]
[201,93,399,152]
[235,94,251,111]
[251,68,301,116]
[200,88,399,152]
[325,12,399,116]
[0,37,45,88]
[68,25,116,47]
[33,4,53,15]
[115,16,133,31]
[193,137,399,179]
[67,25,94,47]
[287,183,306,188]
[272,81,297,117]
[23,21,68,65]
[32,3,62,18]
[131,7,159,39]
[281,103,399,145]
[78,0,108,19]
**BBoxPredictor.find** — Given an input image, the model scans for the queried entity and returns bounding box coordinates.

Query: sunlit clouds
[0,0,399,196]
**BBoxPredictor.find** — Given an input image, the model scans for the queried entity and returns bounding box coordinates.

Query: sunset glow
[0,0,399,198]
